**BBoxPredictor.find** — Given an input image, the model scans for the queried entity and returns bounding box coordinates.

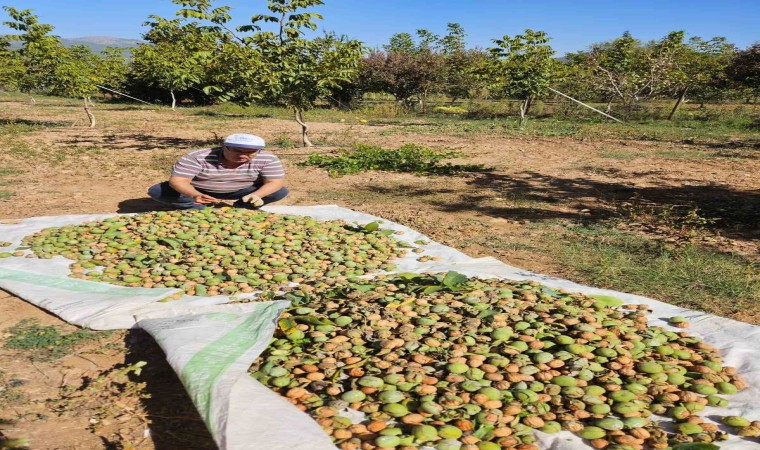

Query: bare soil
[1,99,758,449]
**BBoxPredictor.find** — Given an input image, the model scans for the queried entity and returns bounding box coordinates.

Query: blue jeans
[147,181,289,210]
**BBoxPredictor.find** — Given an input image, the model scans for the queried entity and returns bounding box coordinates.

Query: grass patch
[0,168,24,177]
[0,369,25,407]
[546,224,760,321]
[270,134,297,149]
[3,319,108,361]
[150,152,183,172]
[299,143,491,177]
[0,168,22,200]
[599,150,638,160]
[382,114,760,150]
[655,149,712,160]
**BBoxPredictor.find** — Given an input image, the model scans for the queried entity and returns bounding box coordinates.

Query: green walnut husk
[248,272,749,449]
[22,208,408,296]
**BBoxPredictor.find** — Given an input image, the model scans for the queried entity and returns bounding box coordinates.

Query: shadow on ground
[0,118,69,128]
[59,134,215,152]
[117,198,175,214]
[355,171,760,241]
[123,330,216,450]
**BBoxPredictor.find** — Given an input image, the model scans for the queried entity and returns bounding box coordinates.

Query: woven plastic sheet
[1,205,758,449]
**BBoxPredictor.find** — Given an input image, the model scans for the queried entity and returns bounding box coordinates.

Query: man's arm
[169,176,219,204]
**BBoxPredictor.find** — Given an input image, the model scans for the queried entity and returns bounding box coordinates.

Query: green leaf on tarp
[278,317,297,333]
[423,285,443,295]
[442,271,468,288]
[294,316,335,326]
[363,221,379,232]
[378,229,394,236]
[355,284,376,292]
[589,294,624,307]
[397,272,423,281]
[477,309,498,319]
[158,238,180,250]
[671,444,720,450]
[102,226,122,239]
[473,424,494,439]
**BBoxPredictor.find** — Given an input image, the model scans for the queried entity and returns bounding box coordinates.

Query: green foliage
[49,45,100,98]
[488,29,556,101]
[4,319,107,361]
[728,43,760,97]
[299,143,489,177]
[132,11,219,108]
[0,37,24,90]
[2,6,65,94]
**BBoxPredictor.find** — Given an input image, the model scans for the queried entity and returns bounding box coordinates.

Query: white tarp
[1,205,759,450]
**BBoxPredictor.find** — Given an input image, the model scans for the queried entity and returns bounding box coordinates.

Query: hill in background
[6,35,143,53]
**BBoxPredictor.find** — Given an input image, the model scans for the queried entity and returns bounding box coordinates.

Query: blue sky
[1,0,758,55]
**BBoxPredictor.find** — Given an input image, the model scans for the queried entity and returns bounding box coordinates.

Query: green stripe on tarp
[179,302,281,439]
[0,266,176,297]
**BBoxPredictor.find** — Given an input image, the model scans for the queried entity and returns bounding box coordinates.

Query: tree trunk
[294,108,313,147]
[524,95,534,115]
[667,86,689,121]
[84,97,96,128]
[85,96,95,108]
[518,98,529,127]
[606,100,613,113]
[170,89,177,111]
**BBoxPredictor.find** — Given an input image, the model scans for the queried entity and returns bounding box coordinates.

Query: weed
[270,135,297,149]
[4,319,108,361]
[299,143,491,177]
[0,191,13,200]
[615,197,719,237]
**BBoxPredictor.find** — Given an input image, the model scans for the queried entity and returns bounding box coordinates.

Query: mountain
[6,35,143,53]
[62,36,143,53]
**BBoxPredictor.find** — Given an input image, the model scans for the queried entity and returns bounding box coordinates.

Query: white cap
[223,133,265,150]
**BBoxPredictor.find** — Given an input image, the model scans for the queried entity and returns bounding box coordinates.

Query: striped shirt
[171,147,285,193]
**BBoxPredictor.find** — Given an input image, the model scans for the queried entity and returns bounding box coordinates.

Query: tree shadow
[0,118,69,128]
[58,134,216,152]
[192,111,275,119]
[117,198,175,214]
[465,171,760,240]
[358,171,759,241]
[124,329,216,450]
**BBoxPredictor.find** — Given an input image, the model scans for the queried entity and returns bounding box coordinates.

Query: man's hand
[241,194,264,207]
[193,193,219,204]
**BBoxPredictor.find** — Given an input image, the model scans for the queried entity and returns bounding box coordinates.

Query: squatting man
[148,133,289,209]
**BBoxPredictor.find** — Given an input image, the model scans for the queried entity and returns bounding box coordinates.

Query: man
[148,133,288,209]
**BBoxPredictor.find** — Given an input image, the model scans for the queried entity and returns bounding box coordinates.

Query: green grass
[545,224,760,320]
[3,319,109,361]
[379,114,760,151]
[299,143,491,177]
[269,134,298,149]
[598,150,639,160]
[0,168,23,200]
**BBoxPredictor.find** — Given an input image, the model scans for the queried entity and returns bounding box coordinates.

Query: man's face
[223,145,258,163]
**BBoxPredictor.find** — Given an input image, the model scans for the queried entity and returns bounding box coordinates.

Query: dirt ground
[0,99,758,449]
